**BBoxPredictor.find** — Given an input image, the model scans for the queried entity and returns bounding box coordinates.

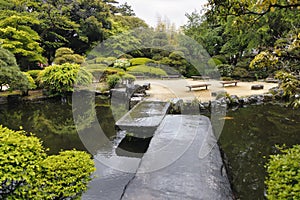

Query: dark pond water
[219,104,300,200]
[0,100,299,199]
[0,97,118,155]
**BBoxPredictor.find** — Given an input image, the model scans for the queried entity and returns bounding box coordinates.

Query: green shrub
[130,58,154,66]
[275,71,300,108]
[113,58,131,70]
[127,65,167,77]
[0,47,32,92]
[34,150,95,199]
[23,72,36,90]
[217,64,234,77]
[85,63,107,69]
[221,77,233,81]
[38,63,92,95]
[0,125,95,199]
[106,74,122,89]
[26,70,42,80]
[208,58,222,67]
[265,145,300,200]
[87,69,105,80]
[122,73,136,83]
[232,67,249,78]
[53,47,85,65]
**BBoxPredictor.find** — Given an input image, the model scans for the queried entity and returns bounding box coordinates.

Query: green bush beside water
[265,145,300,200]
[0,125,95,199]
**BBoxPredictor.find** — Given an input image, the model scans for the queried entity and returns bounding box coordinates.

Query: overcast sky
[117,0,207,28]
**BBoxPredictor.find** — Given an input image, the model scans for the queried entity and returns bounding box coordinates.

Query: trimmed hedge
[127,65,167,77]
[130,58,154,66]
[265,145,300,200]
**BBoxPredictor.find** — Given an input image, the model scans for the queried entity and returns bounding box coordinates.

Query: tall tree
[0,11,45,69]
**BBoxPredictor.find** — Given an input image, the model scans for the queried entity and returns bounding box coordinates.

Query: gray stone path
[121,115,233,200]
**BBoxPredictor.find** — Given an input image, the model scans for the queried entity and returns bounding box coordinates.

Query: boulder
[251,84,264,90]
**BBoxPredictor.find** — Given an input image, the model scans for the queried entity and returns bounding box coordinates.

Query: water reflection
[220,104,300,200]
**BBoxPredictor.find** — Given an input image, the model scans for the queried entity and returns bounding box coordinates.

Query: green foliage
[0,11,46,69]
[250,51,278,70]
[121,73,136,83]
[127,65,167,77]
[0,125,46,199]
[34,150,95,199]
[117,2,135,16]
[26,70,42,87]
[130,58,154,66]
[183,0,300,73]
[275,71,300,108]
[113,58,131,70]
[0,125,95,200]
[160,51,189,76]
[232,67,249,78]
[22,72,36,90]
[26,70,42,80]
[0,47,32,92]
[265,145,300,200]
[38,63,92,95]
[217,64,234,77]
[208,58,222,67]
[106,74,121,89]
[53,47,85,65]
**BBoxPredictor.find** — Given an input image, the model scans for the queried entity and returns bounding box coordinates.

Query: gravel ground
[135,78,278,102]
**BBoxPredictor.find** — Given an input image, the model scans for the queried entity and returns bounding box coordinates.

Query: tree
[0,11,45,69]
[183,0,300,82]
[0,47,32,93]
[0,125,95,200]
[38,63,93,95]
[117,2,135,16]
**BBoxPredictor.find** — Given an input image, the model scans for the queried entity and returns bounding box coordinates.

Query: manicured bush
[96,57,117,65]
[33,150,95,199]
[26,70,42,80]
[106,74,122,89]
[22,72,36,90]
[85,63,107,70]
[217,64,234,77]
[127,65,167,77]
[121,73,136,83]
[113,58,131,70]
[53,47,85,65]
[0,125,95,200]
[232,67,249,78]
[130,58,154,66]
[265,145,300,200]
[38,63,92,95]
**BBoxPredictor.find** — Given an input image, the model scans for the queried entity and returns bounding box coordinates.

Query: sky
[116,0,208,28]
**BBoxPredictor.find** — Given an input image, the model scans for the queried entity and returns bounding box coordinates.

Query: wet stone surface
[115,101,170,138]
[121,115,233,200]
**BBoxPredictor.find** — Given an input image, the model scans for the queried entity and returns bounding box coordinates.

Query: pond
[0,100,299,199]
[0,97,117,155]
[219,104,300,200]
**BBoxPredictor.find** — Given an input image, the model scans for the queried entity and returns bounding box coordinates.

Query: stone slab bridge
[83,100,233,200]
